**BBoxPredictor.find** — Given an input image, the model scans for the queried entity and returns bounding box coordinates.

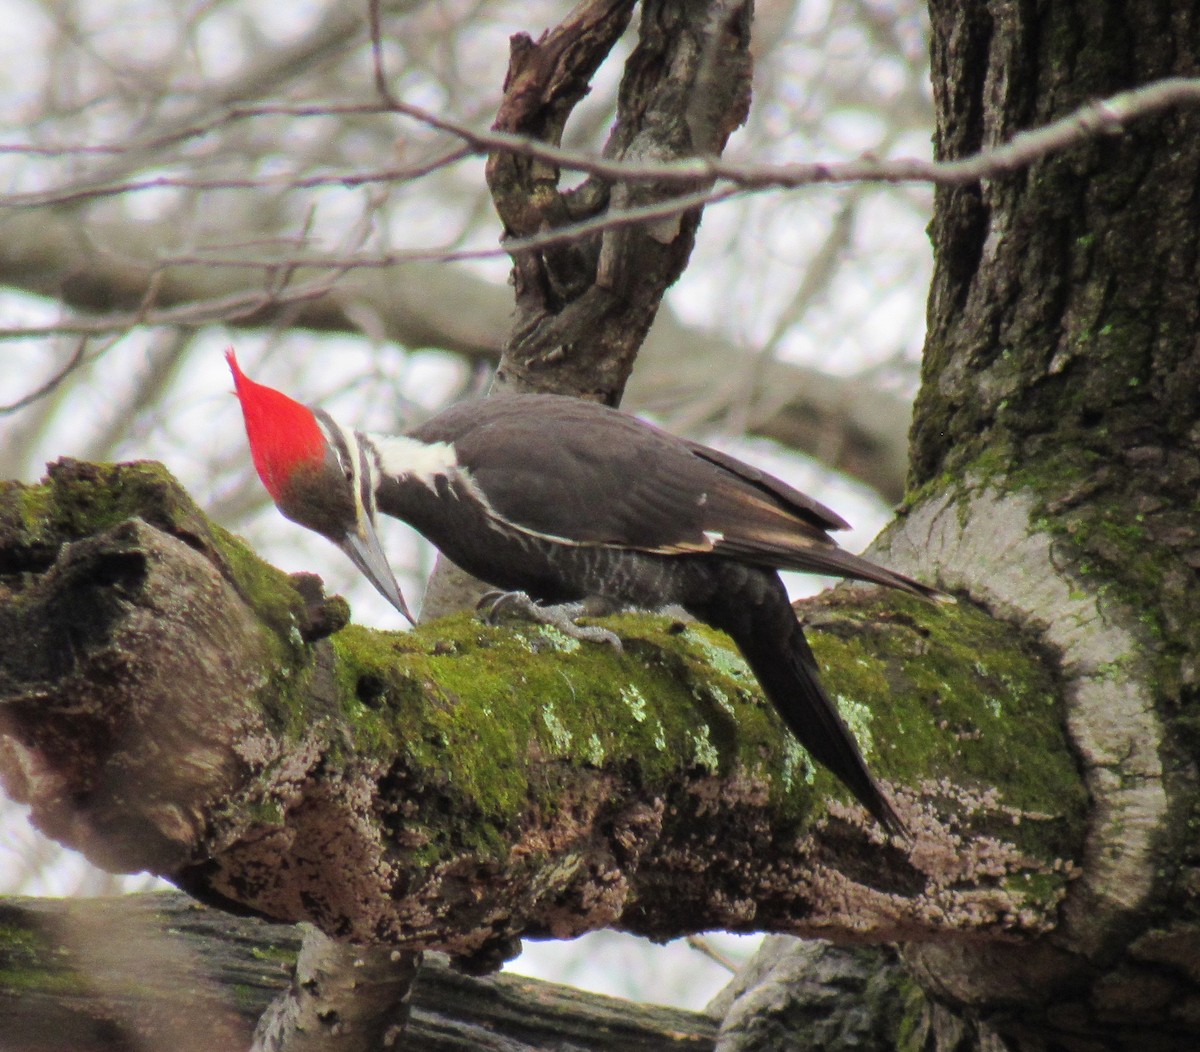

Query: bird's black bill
[341,520,415,625]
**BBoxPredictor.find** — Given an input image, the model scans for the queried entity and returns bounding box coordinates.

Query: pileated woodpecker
[228,351,943,835]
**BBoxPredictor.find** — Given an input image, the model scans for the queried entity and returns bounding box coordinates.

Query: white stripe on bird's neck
[316,414,374,520]
[369,432,458,490]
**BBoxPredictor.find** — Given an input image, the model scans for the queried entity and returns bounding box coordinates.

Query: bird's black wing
[420,395,730,549]
[681,441,850,531]
[678,440,941,597]
[416,394,939,598]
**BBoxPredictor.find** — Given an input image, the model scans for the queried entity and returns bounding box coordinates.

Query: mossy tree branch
[0,459,1083,966]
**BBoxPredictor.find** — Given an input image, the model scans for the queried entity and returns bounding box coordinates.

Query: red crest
[227,349,326,501]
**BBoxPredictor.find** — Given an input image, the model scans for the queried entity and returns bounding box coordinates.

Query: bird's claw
[478,589,548,625]
[477,590,623,650]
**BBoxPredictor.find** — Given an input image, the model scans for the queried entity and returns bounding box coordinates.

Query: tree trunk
[716,1,1200,1048]
[714,3,1200,1048]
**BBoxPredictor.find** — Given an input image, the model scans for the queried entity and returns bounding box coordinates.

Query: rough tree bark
[715,3,1200,1050]
[483,0,752,404]
[0,892,718,1051]
[907,0,1200,1046]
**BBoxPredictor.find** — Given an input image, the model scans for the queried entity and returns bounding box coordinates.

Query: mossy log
[0,891,717,1051]
[0,460,1083,966]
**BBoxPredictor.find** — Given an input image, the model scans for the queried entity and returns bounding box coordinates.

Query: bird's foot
[477,591,623,650]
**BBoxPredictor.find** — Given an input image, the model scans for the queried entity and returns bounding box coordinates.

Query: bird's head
[226,349,414,623]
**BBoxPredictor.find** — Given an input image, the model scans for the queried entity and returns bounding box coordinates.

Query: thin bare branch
[234,185,731,256]
[0,149,471,208]
[0,268,351,340]
[3,77,1197,210]
[0,102,394,157]
[685,935,740,974]
[0,340,88,414]
[369,0,400,108]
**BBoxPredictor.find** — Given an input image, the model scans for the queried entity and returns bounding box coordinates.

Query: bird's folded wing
[441,398,845,560]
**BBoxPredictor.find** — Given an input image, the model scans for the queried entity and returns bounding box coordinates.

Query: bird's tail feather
[688,564,907,836]
[735,615,907,836]
[780,545,949,603]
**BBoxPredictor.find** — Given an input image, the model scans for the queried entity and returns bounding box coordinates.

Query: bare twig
[368,0,399,107]
[686,935,740,974]
[0,102,396,157]
[0,340,88,414]
[0,150,470,208]
[0,268,354,340]
[160,185,738,266]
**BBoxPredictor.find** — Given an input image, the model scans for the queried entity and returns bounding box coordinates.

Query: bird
[227,350,944,835]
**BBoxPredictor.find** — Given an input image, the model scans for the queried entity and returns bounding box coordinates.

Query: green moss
[0,964,80,994]
[315,611,877,863]
[1,462,181,552]
[541,701,574,752]
[248,941,297,964]
[1,457,1093,884]
[584,733,606,765]
[1,460,329,753]
[534,625,582,652]
[206,523,309,647]
[11,482,53,534]
[6,460,313,649]
[781,737,815,792]
[322,616,567,862]
[943,444,1194,784]
[681,626,757,688]
[806,592,1088,855]
[620,684,649,722]
[328,625,418,758]
[690,723,719,772]
[231,983,263,1011]
[832,695,877,755]
[41,459,206,540]
[244,796,286,826]
[895,971,933,1052]
[0,460,841,844]
[0,916,80,995]
[314,594,1085,870]
[1004,871,1067,910]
